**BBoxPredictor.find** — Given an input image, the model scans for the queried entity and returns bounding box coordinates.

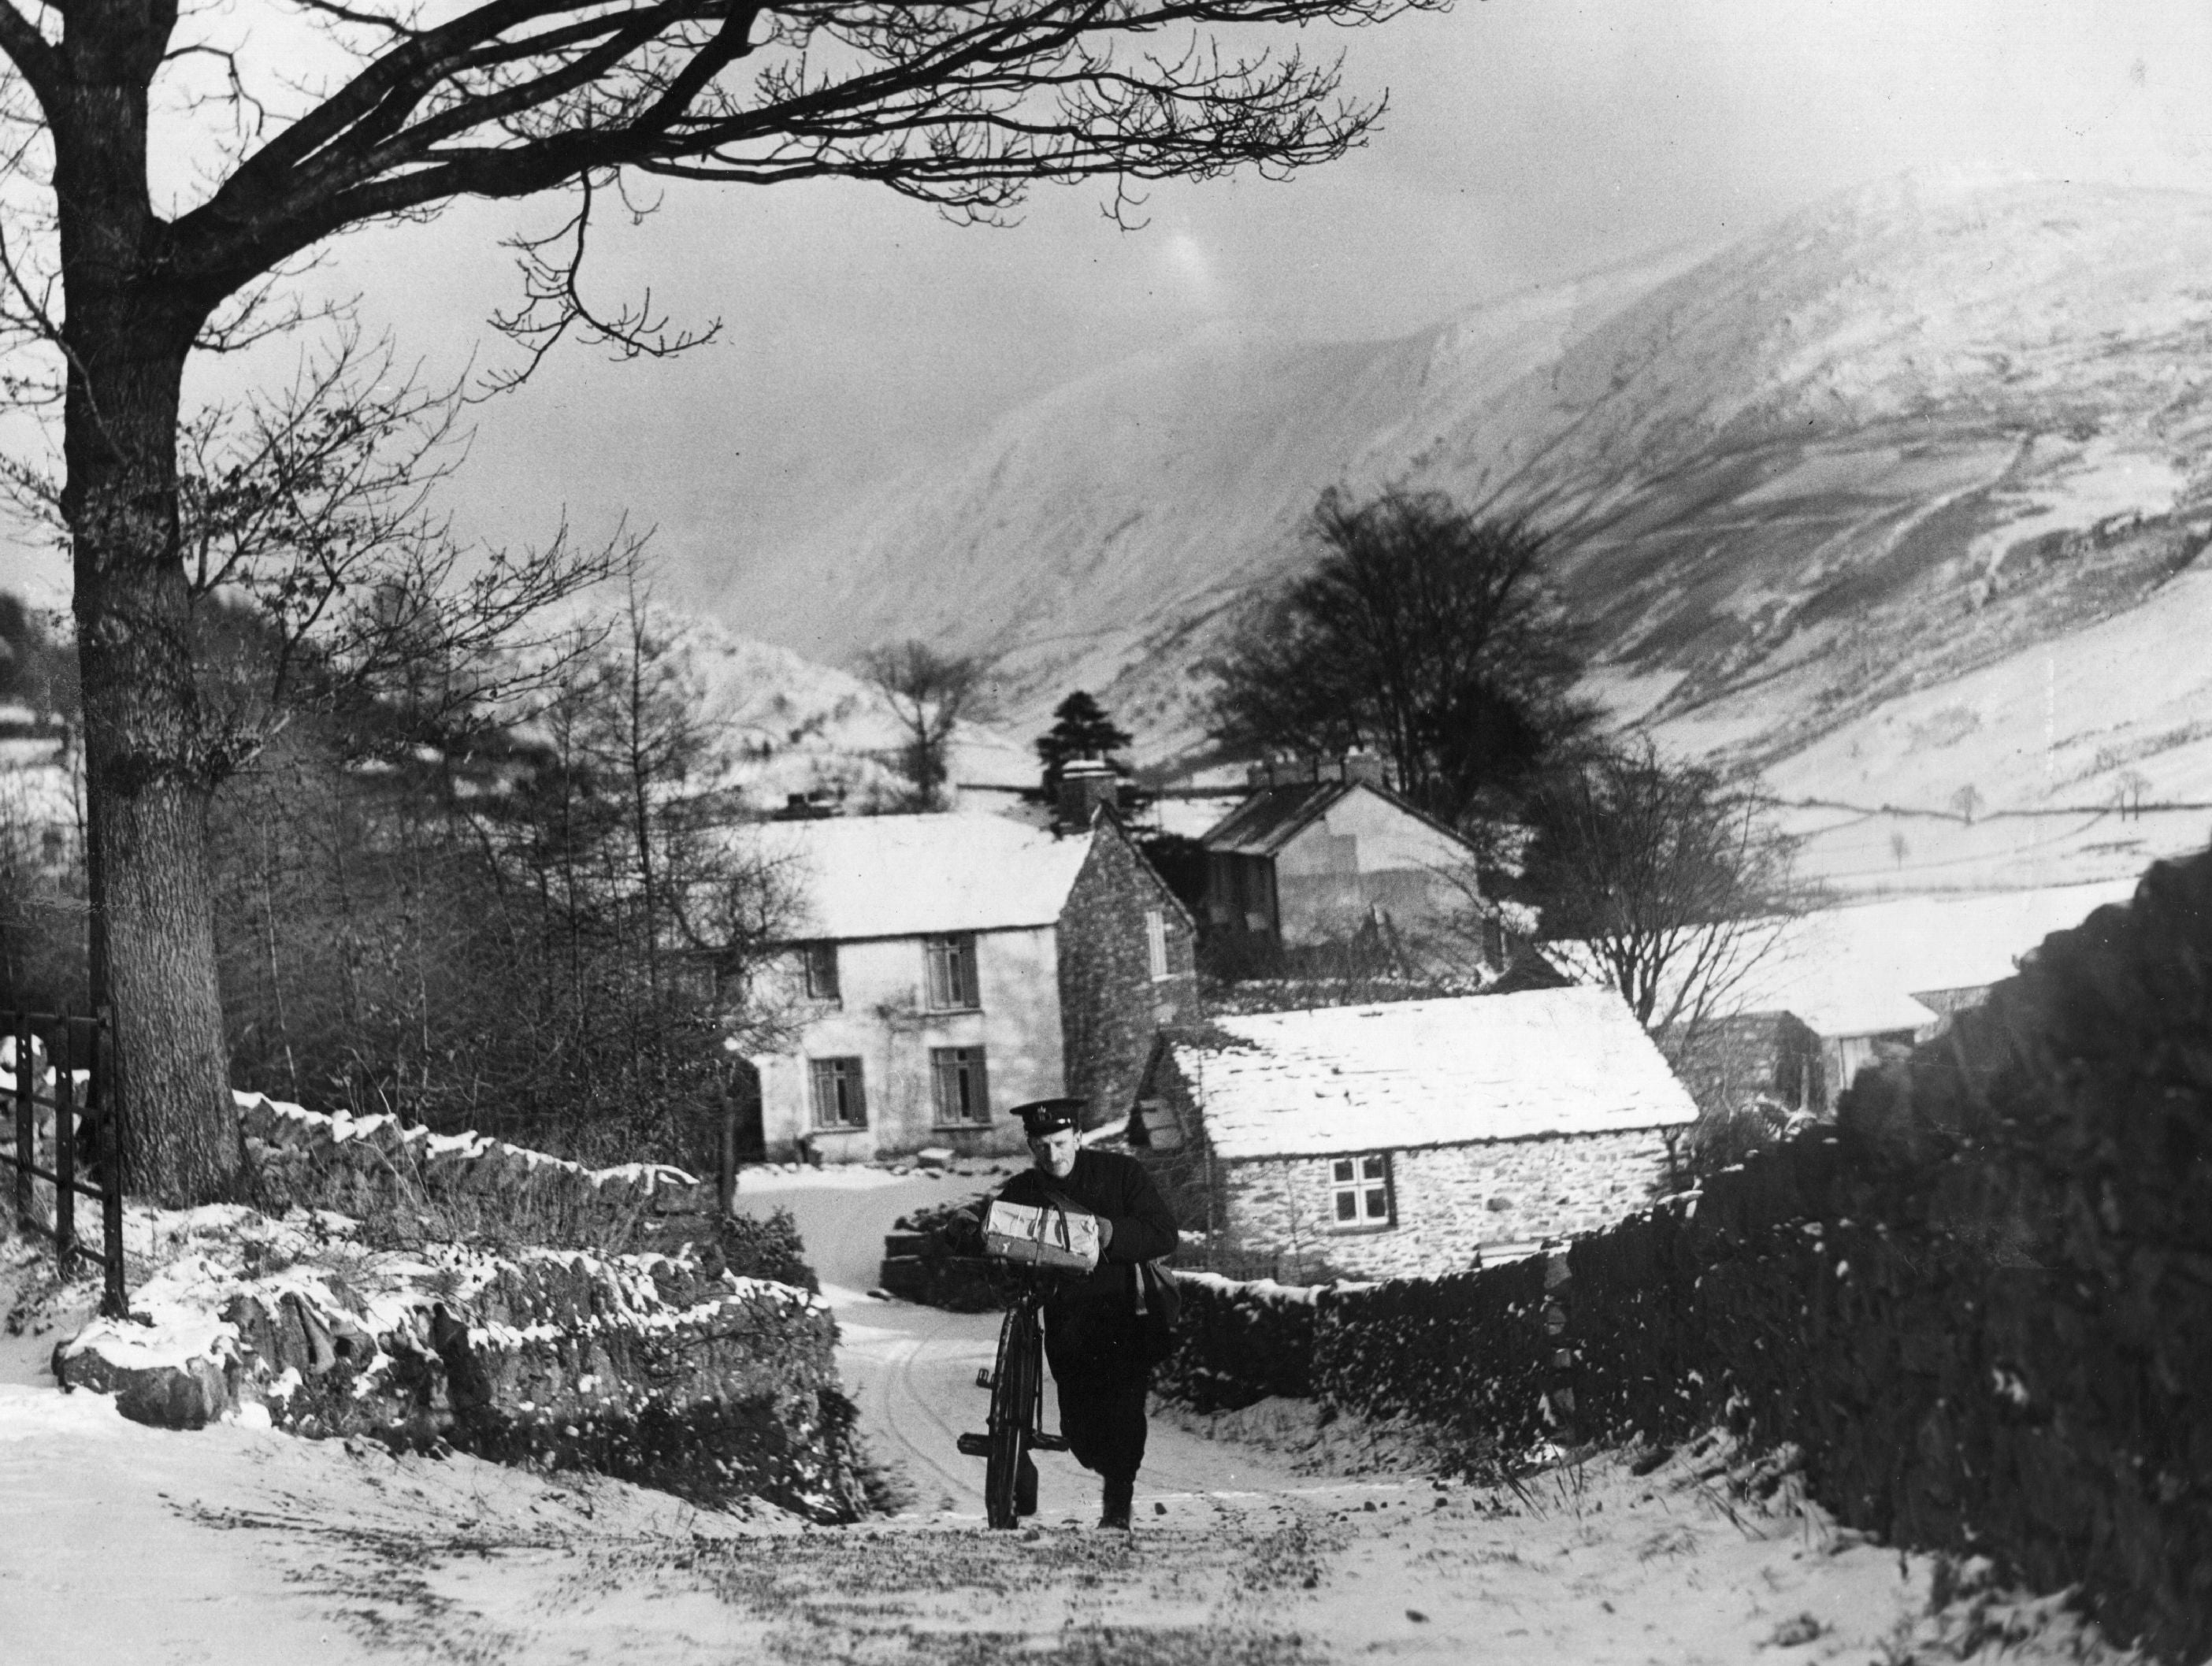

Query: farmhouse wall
[1272,789,1472,948]
[753,926,1063,1162]
[1222,1129,1676,1280]
[1056,828,1197,1127]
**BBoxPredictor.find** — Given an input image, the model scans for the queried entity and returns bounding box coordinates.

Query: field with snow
[2,1165,2150,1664]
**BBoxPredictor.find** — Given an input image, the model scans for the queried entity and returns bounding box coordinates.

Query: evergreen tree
[1036,692,1134,798]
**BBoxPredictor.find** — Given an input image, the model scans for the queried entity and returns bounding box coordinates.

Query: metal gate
[4,1010,128,1318]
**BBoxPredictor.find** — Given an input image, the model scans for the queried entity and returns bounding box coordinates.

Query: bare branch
[0,0,61,106]
[474,171,721,396]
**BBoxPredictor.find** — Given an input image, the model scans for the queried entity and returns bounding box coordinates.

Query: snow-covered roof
[1551,878,2142,1040]
[765,811,1097,941]
[1167,987,1697,1160]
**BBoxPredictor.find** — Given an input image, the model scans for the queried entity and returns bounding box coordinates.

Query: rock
[54,1344,235,1430]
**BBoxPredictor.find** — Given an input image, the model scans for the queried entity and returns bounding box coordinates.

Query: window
[1145,909,1170,981]
[930,1046,991,1126]
[924,933,980,1010]
[808,1057,867,1129]
[800,942,841,1004]
[1331,1152,1394,1228]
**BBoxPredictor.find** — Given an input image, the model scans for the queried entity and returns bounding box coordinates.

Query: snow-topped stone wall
[49,1094,864,1519]
[54,1206,863,1518]
[239,1093,721,1254]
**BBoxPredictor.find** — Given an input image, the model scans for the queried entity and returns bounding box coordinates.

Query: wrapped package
[982,1197,1101,1272]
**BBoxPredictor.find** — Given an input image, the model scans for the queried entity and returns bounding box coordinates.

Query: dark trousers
[1043,1301,1152,1485]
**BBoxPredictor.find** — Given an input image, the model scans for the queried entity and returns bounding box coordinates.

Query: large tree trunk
[54,17,239,1204]
[64,327,237,1203]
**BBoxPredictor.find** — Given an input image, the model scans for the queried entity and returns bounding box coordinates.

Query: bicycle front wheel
[983,1305,1041,1530]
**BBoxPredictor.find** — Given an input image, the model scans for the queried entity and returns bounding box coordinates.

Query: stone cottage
[1131,988,1698,1278]
[1199,755,1490,963]
[748,808,1196,1163]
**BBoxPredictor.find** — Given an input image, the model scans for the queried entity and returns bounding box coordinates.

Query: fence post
[93,1014,126,1318]
[53,1018,76,1277]
[11,1013,29,1234]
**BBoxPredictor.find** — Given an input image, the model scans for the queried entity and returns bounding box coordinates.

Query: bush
[1151,846,2212,1661]
[1312,1260,1554,1457]
[715,1208,818,1292]
[1152,1273,1320,1411]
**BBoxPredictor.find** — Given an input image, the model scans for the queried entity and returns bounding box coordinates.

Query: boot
[1098,1475,1134,1531]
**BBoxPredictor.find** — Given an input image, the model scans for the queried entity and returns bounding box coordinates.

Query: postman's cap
[1011,1096,1086,1137]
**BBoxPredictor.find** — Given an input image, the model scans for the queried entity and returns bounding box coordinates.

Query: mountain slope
[708,177,2212,881]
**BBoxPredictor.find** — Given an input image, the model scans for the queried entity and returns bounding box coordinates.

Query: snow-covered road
[0,1179,2147,1664]
[733,1164,1323,1520]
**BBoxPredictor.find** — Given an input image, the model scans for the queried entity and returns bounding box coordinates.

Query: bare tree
[6,332,632,755]
[861,639,993,812]
[0,0,1440,1201]
[212,592,796,1169]
[1520,741,1811,1065]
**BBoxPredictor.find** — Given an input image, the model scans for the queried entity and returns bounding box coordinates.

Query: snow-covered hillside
[701,176,2212,890]
[659,614,1035,811]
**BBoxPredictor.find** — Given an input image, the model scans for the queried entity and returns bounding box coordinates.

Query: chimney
[1342,749,1386,788]
[1057,758,1120,829]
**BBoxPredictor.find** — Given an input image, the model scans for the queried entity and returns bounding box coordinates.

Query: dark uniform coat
[994,1148,1177,1489]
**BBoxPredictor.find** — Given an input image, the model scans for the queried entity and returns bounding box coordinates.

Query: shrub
[714,1208,818,1292]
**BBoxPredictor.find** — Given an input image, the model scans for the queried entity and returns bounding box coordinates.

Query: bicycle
[956,1261,1073,1529]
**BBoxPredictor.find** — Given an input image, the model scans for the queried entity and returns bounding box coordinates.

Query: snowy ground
[0,1178,2157,1665]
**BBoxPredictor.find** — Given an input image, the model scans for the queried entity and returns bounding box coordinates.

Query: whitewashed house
[1199,755,1492,964]
[1131,987,1698,1278]
[748,810,1196,1163]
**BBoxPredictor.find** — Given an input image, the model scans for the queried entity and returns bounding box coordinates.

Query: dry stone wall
[239,1093,722,1254]
[57,1096,862,1519]
[1152,849,2212,1663]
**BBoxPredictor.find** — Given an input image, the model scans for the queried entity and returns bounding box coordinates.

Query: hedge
[1152,848,2212,1663]
[1152,1272,1320,1410]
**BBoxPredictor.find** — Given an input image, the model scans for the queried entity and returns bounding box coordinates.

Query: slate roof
[1164,987,1697,1160]
[1201,779,1349,855]
[763,812,1096,941]
[1200,777,1472,859]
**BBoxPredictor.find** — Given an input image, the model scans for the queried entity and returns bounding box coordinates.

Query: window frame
[1328,1151,1395,1230]
[800,941,841,1004]
[929,1044,992,1128]
[923,932,982,1011]
[807,1056,867,1130]
[1144,908,1170,981]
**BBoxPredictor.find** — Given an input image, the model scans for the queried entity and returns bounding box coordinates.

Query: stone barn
[1131,988,1698,1278]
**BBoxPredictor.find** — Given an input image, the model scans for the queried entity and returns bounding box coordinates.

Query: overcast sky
[8,0,2212,625]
